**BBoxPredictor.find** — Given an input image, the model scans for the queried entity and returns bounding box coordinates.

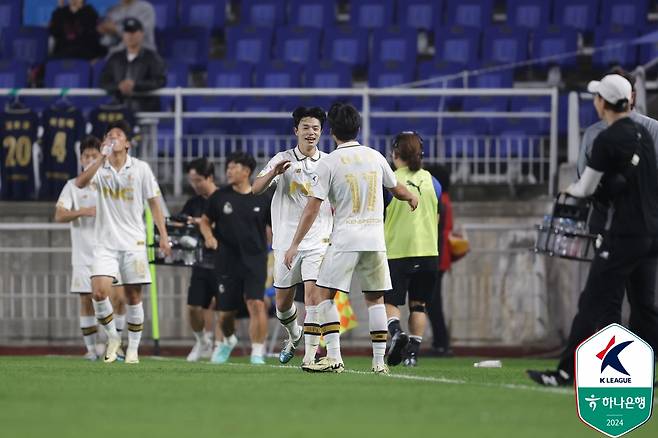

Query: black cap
[123,17,143,33]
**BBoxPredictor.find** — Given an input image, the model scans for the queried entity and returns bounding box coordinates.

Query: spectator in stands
[99,17,166,112]
[50,0,106,60]
[97,0,156,52]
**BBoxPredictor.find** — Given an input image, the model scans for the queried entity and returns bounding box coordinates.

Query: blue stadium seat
[289,0,336,29]
[531,26,579,67]
[207,60,254,87]
[440,118,488,157]
[350,0,394,30]
[470,70,514,88]
[274,27,321,64]
[44,59,91,87]
[389,118,437,148]
[490,132,540,158]
[22,0,55,26]
[553,0,600,33]
[226,26,273,64]
[592,27,639,68]
[601,0,648,27]
[322,26,369,69]
[91,59,106,86]
[372,27,418,64]
[396,0,443,32]
[160,27,210,69]
[579,101,599,129]
[150,0,179,30]
[638,28,658,64]
[184,96,234,136]
[242,0,286,27]
[445,0,493,28]
[506,0,550,29]
[416,61,466,108]
[160,61,190,111]
[434,27,481,67]
[0,59,27,88]
[482,26,529,64]
[510,96,551,135]
[368,61,415,88]
[304,61,352,88]
[0,0,21,32]
[3,27,48,65]
[180,0,226,30]
[255,61,302,88]
[463,96,509,111]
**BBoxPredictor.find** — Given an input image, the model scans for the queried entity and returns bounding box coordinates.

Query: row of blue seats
[1,24,655,73]
[2,0,654,33]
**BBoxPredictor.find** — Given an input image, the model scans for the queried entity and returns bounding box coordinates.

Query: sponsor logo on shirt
[223,202,233,215]
[101,187,134,201]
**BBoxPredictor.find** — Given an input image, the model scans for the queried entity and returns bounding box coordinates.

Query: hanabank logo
[596,336,633,384]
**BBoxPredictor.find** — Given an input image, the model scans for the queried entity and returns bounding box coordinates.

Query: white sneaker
[103,336,122,363]
[302,357,344,373]
[186,341,211,362]
[372,363,390,374]
[125,350,139,364]
[83,351,98,361]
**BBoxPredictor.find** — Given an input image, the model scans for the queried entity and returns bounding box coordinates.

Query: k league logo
[575,324,654,437]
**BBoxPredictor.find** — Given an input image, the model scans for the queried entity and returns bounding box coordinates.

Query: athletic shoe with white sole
[302,357,344,373]
[187,341,212,362]
[250,355,266,365]
[526,369,572,387]
[372,363,390,374]
[386,331,409,366]
[125,350,139,364]
[83,351,98,361]
[279,330,303,364]
[210,342,235,364]
[103,336,122,363]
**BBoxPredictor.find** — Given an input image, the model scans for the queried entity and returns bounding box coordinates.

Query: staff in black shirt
[178,158,219,362]
[528,74,658,386]
[200,152,272,365]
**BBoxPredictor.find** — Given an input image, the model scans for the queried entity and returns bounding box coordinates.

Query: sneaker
[116,344,125,362]
[302,357,344,373]
[403,352,418,367]
[187,341,211,362]
[83,351,98,361]
[279,330,303,364]
[372,363,390,374]
[125,350,139,364]
[250,355,266,365]
[526,369,572,387]
[386,331,409,366]
[103,336,122,363]
[210,342,235,364]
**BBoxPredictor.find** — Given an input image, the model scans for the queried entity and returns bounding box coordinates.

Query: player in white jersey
[253,107,339,367]
[285,103,418,374]
[55,136,102,360]
[75,120,171,364]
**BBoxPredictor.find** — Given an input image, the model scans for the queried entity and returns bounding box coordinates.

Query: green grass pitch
[0,356,655,438]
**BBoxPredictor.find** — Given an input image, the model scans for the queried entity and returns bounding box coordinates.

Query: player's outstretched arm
[199,214,218,250]
[253,160,291,195]
[54,206,95,223]
[148,196,172,257]
[284,197,322,269]
[388,182,419,211]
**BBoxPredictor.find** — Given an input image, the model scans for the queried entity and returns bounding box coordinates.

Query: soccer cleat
[210,342,235,364]
[386,331,409,366]
[526,369,572,387]
[186,341,211,362]
[125,350,139,364]
[116,344,125,362]
[103,336,122,363]
[250,355,266,365]
[278,330,303,364]
[403,352,418,367]
[302,357,344,373]
[372,363,390,374]
[83,351,98,361]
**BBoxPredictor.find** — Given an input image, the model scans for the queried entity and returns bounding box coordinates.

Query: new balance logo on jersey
[101,187,134,201]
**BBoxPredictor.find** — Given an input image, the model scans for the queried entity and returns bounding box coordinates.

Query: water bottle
[537,215,551,251]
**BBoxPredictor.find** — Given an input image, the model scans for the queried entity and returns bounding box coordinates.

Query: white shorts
[91,246,151,285]
[70,265,92,293]
[316,247,392,293]
[273,247,326,289]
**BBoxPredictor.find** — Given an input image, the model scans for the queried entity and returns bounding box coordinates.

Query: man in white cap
[528,74,658,386]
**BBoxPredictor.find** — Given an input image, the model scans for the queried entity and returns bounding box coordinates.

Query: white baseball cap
[587,74,632,105]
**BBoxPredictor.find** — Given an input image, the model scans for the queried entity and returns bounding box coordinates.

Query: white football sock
[115,313,126,339]
[368,304,388,367]
[126,302,144,355]
[318,299,342,363]
[92,297,119,340]
[276,304,302,341]
[303,305,320,364]
[251,343,265,358]
[80,315,97,354]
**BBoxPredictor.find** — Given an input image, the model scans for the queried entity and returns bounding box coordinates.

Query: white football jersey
[258,147,333,251]
[313,141,397,252]
[56,179,97,266]
[92,155,161,251]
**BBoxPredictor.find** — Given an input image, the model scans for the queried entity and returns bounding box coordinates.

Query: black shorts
[384,256,439,307]
[216,260,267,312]
[187,267,219,309]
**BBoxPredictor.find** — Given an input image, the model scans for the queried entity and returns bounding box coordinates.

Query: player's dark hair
[292,106,326,129]
[328,102,361,142]
[606,68,635,110]
[79,135,101,154]
[104,119,132,141]
[186,157,214,179]
[599,94,629,113]
[392,132,423,172]
[226,151,256,176]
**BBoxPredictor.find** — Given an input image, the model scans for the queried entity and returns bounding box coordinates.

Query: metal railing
[1,87,559,196]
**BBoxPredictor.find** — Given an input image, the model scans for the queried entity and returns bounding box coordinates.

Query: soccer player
[179,158,218,362]
[75,120,171,364]
[199,152,272,365]
[384,132,442,367]
[55,136,102,360]
[284,103,418,374]
[253,107,336,366]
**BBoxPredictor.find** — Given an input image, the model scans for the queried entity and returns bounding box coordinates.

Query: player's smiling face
[294,117,322,150]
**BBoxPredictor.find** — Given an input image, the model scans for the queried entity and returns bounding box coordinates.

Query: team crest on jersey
[223,202,233,215]
[254,206,261,212]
